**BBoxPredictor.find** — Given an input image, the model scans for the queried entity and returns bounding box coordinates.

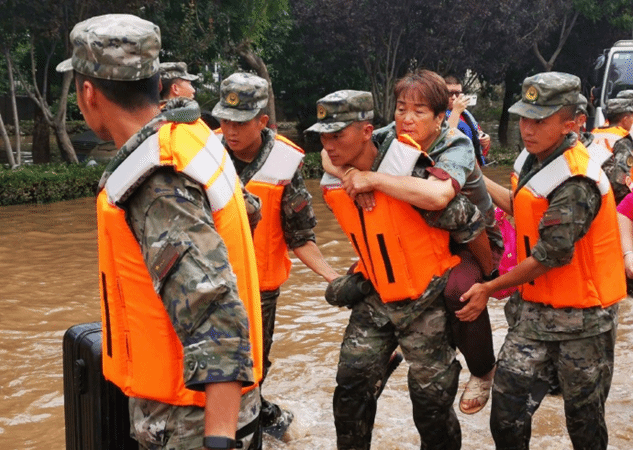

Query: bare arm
[293,240,340,282]
[447,95,468,129]
[343,170,456,211]
[204,381,242,438]
[617,212,633,278]
[483,174,513,215]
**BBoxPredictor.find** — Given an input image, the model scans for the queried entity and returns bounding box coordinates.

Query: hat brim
[180,73,199,81]
[305,121,352,134]
[56,58,73,73]
[211,103,260,122]
[508,100,562,120]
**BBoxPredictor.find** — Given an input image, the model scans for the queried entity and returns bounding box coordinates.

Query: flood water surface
[1,170,632,449]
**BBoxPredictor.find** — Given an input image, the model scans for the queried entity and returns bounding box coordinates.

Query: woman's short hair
[394,70,449,117]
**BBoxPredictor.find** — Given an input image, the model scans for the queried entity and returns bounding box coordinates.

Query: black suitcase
[63,322,137,450]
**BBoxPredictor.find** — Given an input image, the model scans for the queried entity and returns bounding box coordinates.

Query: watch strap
[203,436,243,449]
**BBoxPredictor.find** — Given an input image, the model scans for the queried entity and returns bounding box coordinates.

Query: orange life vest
[216,131,305,290]
[511,143,626,309]
[97,120,263,407]
[590,125,629,153]
[321,138,460,302]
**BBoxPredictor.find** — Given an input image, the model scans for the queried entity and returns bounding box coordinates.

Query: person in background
[469,72,626,450]
[58,14,263,450]
[591,91,633,153]
[616,190,633,295]
[573,92,633,204]
[159,61,198,101]
[444,74,491,165]
[212,72,340,439]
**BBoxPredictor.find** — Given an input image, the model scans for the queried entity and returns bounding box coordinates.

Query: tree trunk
[0,112,17,168]
[236,43,277,130]
[32,107,51,164]
[498,71,516,147]
[4,48,21,165]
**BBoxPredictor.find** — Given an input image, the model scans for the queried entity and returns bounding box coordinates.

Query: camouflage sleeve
[281,170,317,249]
[531,177,602,268]
[125,168,254,390]
[604,136,633,204]
[416,193,486,243]
[430,129,475,188]
[241,181,262,234]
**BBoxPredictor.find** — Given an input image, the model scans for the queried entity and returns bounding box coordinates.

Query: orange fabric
[98,120,262,407]
[323,188,460,302]
[512,142,626,308]
[590,125,629,152]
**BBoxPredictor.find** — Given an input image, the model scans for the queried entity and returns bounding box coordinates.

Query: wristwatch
[482,268,500,282]
[203,436,243,449]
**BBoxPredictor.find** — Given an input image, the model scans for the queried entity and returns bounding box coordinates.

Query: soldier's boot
[333,387,376,450]
[260,397,294,440]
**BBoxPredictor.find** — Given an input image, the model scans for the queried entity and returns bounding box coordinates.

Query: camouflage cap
[306,90,374,133]
[576,94,588,116]
[159,62,198,82]
[616,90,633,100]
[606,97,633,115]
[211,72,268,122]
[56,14,160,81]
[509,72,581,119]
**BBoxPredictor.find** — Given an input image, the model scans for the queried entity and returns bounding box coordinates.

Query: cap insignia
[525,86,538,102]
[317,104,327,120]
[226,92,239,106]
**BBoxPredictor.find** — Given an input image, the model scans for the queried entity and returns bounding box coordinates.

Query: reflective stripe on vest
[99,120,262,407]
[591,126,629,152]
[586,141,613,166]
[512,142,626,308]
[321,138,459,302]
[216,131,306,290]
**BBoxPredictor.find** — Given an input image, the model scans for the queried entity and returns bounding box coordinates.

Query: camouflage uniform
[213,72,322,436]
[312,90,487,450]
[57,15,260,450]
[222,127,317,380]
[103,99,261,450]
[493,72,621,450]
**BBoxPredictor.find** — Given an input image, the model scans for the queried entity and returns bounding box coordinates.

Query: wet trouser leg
[333,301,399,450]
[491,328,615,450]
[444,248,497,377]
[401,296,462,450]
[260,288,281,383]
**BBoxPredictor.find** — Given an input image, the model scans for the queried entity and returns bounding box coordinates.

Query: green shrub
[0,162,105,206]
[301,151,324,179]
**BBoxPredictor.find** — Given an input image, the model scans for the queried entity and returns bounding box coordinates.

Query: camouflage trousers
[260,288,281,383]
[333,290,461,450]
[130,386,261,450]
[491,327,616,450]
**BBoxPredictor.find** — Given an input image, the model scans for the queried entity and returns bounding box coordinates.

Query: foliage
[0,162,104,205]
[301,151,324,179]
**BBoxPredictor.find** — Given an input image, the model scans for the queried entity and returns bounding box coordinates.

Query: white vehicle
[592,40,633,128]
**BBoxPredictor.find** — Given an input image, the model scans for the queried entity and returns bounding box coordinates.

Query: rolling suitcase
[63,321,137,450]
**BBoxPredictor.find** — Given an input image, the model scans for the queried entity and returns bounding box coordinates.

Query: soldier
[471,72,626,449]
[211,72,340,438]
[603,91,633,204]
[159,61,198,101]
[57,14,263,450]
[310,90,489,449]
[591,91,633,153]
[573,92,633,204]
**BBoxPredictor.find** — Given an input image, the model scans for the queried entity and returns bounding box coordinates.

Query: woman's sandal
[459,373,493,415]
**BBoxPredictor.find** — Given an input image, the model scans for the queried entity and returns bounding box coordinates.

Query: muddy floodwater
[1,169,632,450]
